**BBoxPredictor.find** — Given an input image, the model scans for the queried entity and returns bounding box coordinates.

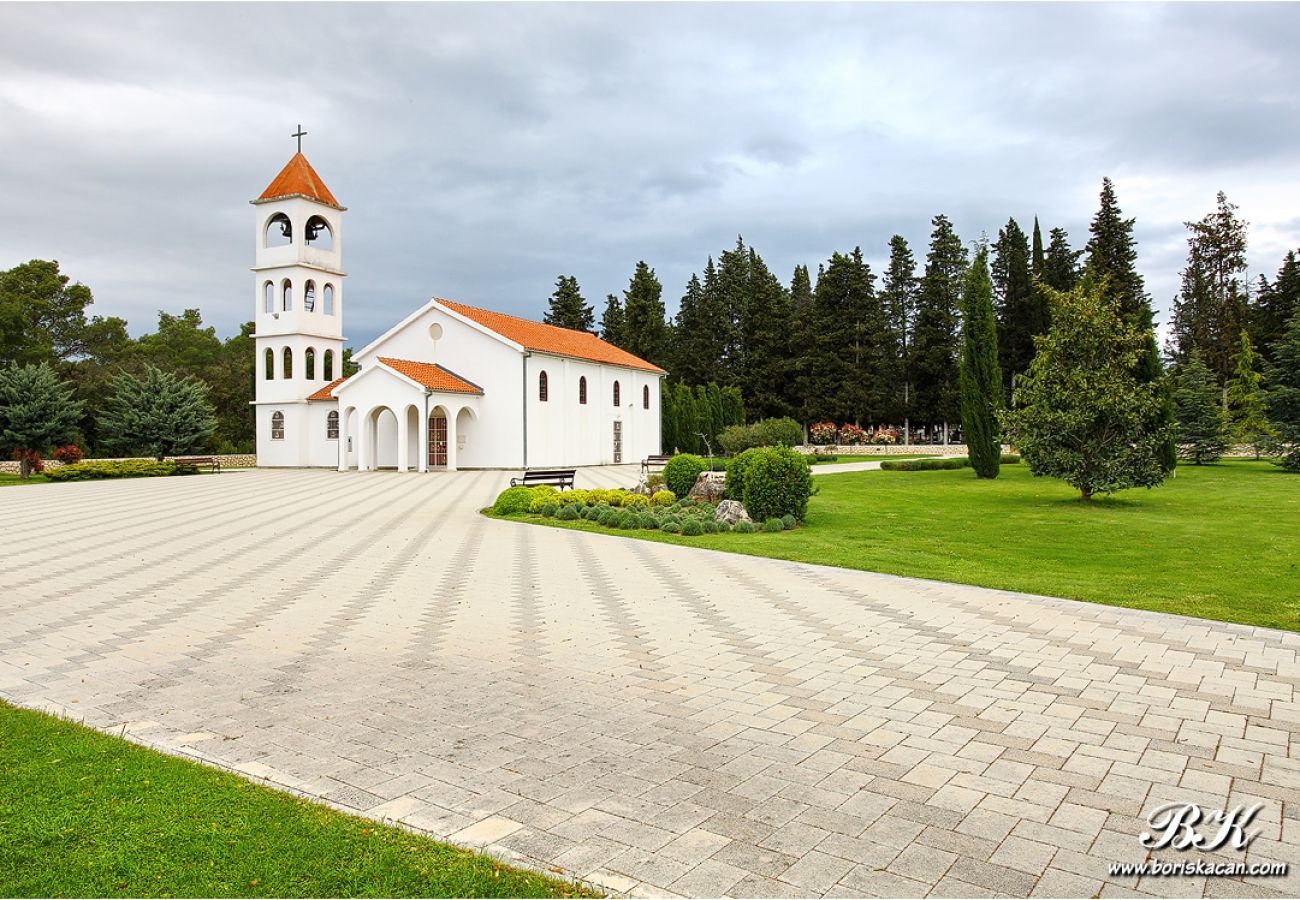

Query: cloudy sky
[3,2,1298,349]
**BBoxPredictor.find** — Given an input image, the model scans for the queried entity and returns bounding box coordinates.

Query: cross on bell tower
[292,124,307,153]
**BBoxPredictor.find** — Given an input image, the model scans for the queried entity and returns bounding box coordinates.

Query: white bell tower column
[251,140,347,468]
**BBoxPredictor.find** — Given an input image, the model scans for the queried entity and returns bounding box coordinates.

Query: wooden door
[429,415,447,467]
[613,420,623,464]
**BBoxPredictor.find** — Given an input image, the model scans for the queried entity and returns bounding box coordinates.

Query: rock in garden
[714,499,751,525]
[688,471,727,502]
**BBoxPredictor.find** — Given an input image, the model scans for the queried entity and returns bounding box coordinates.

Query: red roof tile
[307,375,348,401]
[378,358,483,394]
[255,153,343,209]
[437,299,666,374]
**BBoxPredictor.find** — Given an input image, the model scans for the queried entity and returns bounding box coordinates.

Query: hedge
[880,454,1021,472]
[44,460,198,481]
[717,417,803,455]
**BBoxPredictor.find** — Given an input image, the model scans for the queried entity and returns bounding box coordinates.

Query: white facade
[252,154,664,471]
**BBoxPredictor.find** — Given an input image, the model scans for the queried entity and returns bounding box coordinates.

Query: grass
[0,701,595,898]
[495,460,1297,632]
[0,473,50,486]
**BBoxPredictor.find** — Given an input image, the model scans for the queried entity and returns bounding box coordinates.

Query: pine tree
[1169,192,1250,382]
[881,236,918,429]
[1266,312,1300,471]
[959,245,1002,478]
[992,218,1034,397]
[788,264,816,422]
[721,385,745,428]
[1085,178,1146,318]
[621,261,669,367]
[1173,352,1230,464]
[660,380,675,455]
[0,362,83,477]
[1000,276,1172,500]
[1043,227,1082,292]
[800,249,885,424]
[543,275,594,333]
[600,293,626,348]
[739,247,795,420]
[910,215,968,431]
[1225,330,1274,459]
[98,364,216,461]
[670,274,710,384]
[1252,250,1300,365]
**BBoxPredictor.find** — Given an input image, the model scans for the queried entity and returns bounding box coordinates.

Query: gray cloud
[2,2,1298,349]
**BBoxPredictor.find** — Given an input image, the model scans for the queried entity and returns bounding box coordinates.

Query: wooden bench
[173,455,221,473]
[642,454,673,473]
[510,468,575,490]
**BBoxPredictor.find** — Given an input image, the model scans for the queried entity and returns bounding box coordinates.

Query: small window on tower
[282,279,293,312]
[326,410,339,440]
[323,284,335,315]
[323,349,334,381]
[271,410,285,440]
[264,213,292,248]
[282,347,293,379]
[264,348,274,380]
[303,281,316,313]
[305,215,333,251]
[305,347,316,380]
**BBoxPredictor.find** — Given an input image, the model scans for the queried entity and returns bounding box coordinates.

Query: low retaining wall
[796,443,978,457]
[0,453,258,475]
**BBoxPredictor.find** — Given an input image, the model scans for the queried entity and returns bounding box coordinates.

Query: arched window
[305,347,316,380]
[643,385,650,409]
[323,284,335,315]
[323,349,334,381]
[303,280,316,313]
[281,279,293,312]
[282,347,293,379]
[263,281,274,313]
[271,410,285,440]
[578,376,587,405]
[613,381,621,407]
[539,371,548,402]
[264,213,292,247]
[326,410,339,440]
[264,348,274,380]
[305,215,333,250]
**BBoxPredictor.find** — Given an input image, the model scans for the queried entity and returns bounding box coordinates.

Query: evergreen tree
[739,247,795,420]
[999,276,1172,500]
[881,236,918,428]
[705,382,725,449]
[959,246,1002,478]
[800,249,887,424]
[0,362,83,478]
[621,262,669,367]
[992,218,1035,397]
[599,293,626,348]
[1169,192,1250,382]
[672,381,700,454]
[1173,352,1230,464]
[788,264,816,422]
[98,364,216,461]
[660,380,675,455]
[670,274,710,384]
[543,275,594,333]
[721,385,745,428]
[1225,330,1274,459]
[1043,227,1082,292]
[910,215,968,430]
[1266,312,1300,471]
[1085,177,1146,317]
[1252,250,1300,365]
[0,259,95,367]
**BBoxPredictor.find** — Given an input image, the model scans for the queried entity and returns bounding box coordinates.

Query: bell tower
[251,132,346,467]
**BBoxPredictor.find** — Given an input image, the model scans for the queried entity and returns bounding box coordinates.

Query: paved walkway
[2,469,1297,898]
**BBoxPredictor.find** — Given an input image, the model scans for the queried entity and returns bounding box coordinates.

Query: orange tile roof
[307,375,348,401]
[255,152,343,209]
[437,298,667,374]
[378,358,483,394]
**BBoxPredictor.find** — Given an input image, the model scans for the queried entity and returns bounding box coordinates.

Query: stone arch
[305,215,333,250]
[264,212,292,247]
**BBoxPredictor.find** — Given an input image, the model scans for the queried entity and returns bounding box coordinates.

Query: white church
[251,151,666,471]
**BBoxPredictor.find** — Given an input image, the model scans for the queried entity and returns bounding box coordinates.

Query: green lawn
[0,473,50,486]
[0,702,593,898]
[500,460,1297,631]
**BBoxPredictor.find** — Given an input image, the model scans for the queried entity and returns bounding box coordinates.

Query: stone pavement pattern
[2,469,1298,898]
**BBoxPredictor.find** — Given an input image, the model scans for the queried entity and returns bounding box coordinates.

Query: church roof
[307,375,348,401]
[378,358,483,394]
[437,299,667,374]
[254,153,344,209]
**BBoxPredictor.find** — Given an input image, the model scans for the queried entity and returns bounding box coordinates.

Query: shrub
[663,454,706,498]
[808,454,838,464]
[599,509,619,527]
[556,504,579,521]
[725,447,763,500]
[781,514,797,530]
[734,520,756,534]
[681,519,703,536]
[621,493,649,509]
[650,489,676,507]
[880,457,968,471]
[580,505,599,520]
[646,473,666,492]
[1001,453,1021,464]
[491,486,533,515]
[638,512,658,529]
[716,521,732,533]
[528,485,560,512]
[52,444,84,464]
[661,520,682,534]
[840,423,868,445]
[702,519,720,533]
[557,489,591,506]
[44,459,183,481]
[12,449,44,474]
[718,417,804,455]
[541,502,559,518]
[809,421,838,445]
[763,517,784,533]
[743,446,813,522]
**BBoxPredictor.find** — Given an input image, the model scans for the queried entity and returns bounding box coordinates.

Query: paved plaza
[2,468,1298,898]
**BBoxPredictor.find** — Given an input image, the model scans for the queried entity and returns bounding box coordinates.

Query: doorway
[429,413,448,468]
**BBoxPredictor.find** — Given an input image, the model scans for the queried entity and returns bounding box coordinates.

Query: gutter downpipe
[522,351,531,469]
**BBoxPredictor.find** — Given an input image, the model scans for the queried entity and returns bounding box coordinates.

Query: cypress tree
[600,293,626,348]
[959,246,1002,478]
[0,362,83,477]
[881,236,918,428]
[739,247,794,420]
[1173,352,1230,464]
[992,218,1034,397]
[788,264,815,423]
[1043,227,1082,292]
[621,261,669,368]
[1027,218,1051,353]
[1225,330,1274,459]
[911,215,968,432]
[673,381,700,455]
[706,382,725,448]
[670,274,709,384]
[660,380,675,454]
[1169,192,1250,381]
[801,249,881,424]
[543,275,595,333]
[721,386,745,427]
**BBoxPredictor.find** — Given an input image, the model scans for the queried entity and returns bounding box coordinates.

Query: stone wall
[0,454,258,475]
[795,443,975,457]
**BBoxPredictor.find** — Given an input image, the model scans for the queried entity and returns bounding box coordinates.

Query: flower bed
[488,485,798,535]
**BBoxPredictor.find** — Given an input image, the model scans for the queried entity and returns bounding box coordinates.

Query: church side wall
[525,354,661,468]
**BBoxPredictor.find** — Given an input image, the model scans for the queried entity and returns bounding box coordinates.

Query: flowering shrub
[840,423,868,445]
[12,448,44,474]
[872,428,898,445]
[809,422,838,445]
[52,444,84,464]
